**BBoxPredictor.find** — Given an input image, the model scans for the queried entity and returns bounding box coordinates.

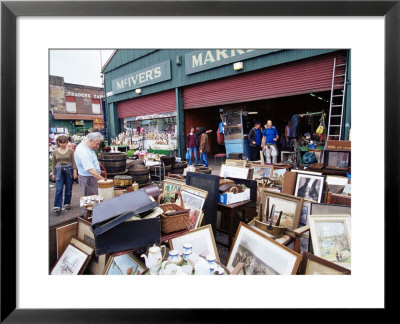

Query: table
[217,199,251,250]
[147,148,177,157]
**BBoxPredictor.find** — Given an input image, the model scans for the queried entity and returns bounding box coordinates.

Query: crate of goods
[91,190,161,255]
[219,187,250,205]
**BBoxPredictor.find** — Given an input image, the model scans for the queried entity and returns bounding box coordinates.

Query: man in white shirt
[74,132,105,196]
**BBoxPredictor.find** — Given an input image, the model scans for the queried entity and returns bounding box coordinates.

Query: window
[65,96,76,113]
[92,99,101,114]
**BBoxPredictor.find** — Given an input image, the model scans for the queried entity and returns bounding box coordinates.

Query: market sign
[185,49,280,75]
[111,60,171,95]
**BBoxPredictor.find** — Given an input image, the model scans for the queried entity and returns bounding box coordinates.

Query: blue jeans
[200,152,209,167]
[54,164,73,208]
[188,147,198,165]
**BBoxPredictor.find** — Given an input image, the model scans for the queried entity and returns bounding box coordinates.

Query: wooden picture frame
[50,237,94,275]
[294,173,326,203]
[250,163,273,180]
[309,214,351,269]
[298,252,351,275]
[225,159,247,168]
[271,166,287,186]
[310,203,351,216]
[219,164,250,180]
[162,179,185,194]
[260,190,303,231]
[77,217,109,275]
[188,209,204,231]
[56,221,78,259]
[104,252,145,275]
[226,222,301,275]
[169,224,219,262]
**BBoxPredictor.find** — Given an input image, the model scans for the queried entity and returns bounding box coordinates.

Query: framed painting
[294,173,326,203]
[77,217,108,275]
[250,163,273,180]
[310,203,351,216]
[50,237,94,275]
[220,164,250,179]
[4,0,396,319]
[298,252,351,275]
[260,190,303,231]
[188,209,204,231]
[309,214,351,269]
[226,222,301,275]
[169,224,219,262]
[104,253,145,275]
[271,166,287,186]
[225,159,247,168]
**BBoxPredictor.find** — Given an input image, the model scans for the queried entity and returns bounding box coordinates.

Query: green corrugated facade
[103,49,351,148]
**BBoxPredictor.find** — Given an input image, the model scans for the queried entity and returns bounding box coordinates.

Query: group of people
[186,126,212,167]
[247,120,280,163]
[51,132,105,215]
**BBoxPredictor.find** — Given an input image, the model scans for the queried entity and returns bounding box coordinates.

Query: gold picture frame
[225,159,247,168]
[104,252,146,275]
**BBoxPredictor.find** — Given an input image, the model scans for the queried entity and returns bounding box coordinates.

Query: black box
[91,190,160,255]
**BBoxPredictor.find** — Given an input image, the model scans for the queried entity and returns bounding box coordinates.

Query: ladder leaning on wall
[327,57,348,141]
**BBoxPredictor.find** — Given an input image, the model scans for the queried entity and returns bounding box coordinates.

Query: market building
[49,75,105,135]
[102,49,351,159]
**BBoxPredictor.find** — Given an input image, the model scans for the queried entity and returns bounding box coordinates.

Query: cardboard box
[92,190,160,255]
[219,188,250,205]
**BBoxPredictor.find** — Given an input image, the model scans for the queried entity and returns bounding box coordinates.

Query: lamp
[233,62,243,71]
[135,88,142,94]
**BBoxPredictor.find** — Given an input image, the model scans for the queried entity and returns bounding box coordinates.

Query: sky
[49,49,115,88]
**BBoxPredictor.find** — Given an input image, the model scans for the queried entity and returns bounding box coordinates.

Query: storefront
[102,49,351,158]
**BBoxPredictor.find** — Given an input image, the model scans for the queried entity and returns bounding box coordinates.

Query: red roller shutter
[118,89,176,118]
[183,51,346,109]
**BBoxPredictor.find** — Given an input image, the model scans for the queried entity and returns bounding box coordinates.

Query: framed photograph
[299,252,351,275]
[226,222,301,275]
[271,167,287,186]
[310,203,351,216]
[162,179,185,194]
[50,237,94,275]
[169,224,219,262]
[56,221,78,259]
[188,209,204,231]
[260,190,303,231]
[77,217,108,275]
[309,214,351,269]
[219,164,250,179]
[225,159,247,168]
[104,253,145,275]
[324,150,351,170]
[250,163,273,180]
[294,173,326,203]
[180,190,206,210]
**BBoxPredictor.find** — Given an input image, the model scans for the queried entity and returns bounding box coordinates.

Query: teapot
[194,257,211,275]
[141,244,166,275]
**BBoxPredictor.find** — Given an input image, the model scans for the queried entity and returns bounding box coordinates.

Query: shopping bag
[185,151,190,160]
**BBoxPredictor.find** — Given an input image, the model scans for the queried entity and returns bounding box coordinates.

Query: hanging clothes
[289,114,300,138]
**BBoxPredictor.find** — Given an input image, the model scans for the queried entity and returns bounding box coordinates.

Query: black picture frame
[1,0,397,321]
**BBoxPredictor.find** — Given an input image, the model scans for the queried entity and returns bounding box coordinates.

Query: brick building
[49,75,105,135]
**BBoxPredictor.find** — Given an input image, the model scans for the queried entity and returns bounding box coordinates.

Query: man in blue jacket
[262,120,279,164]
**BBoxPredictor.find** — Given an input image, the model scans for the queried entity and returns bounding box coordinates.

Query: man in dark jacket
[248,121,262,161]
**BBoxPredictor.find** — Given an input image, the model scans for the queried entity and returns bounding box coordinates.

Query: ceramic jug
[141,244,166,275]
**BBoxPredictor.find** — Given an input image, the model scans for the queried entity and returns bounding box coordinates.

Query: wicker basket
[158,192,190,234]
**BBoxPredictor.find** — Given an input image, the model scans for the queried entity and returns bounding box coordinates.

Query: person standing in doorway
[186,126,199,166]
[199,127,212,167]
[248,121,262,161]
[74,132,105,196]
[262,120,279,164]
[51,135,78,215]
